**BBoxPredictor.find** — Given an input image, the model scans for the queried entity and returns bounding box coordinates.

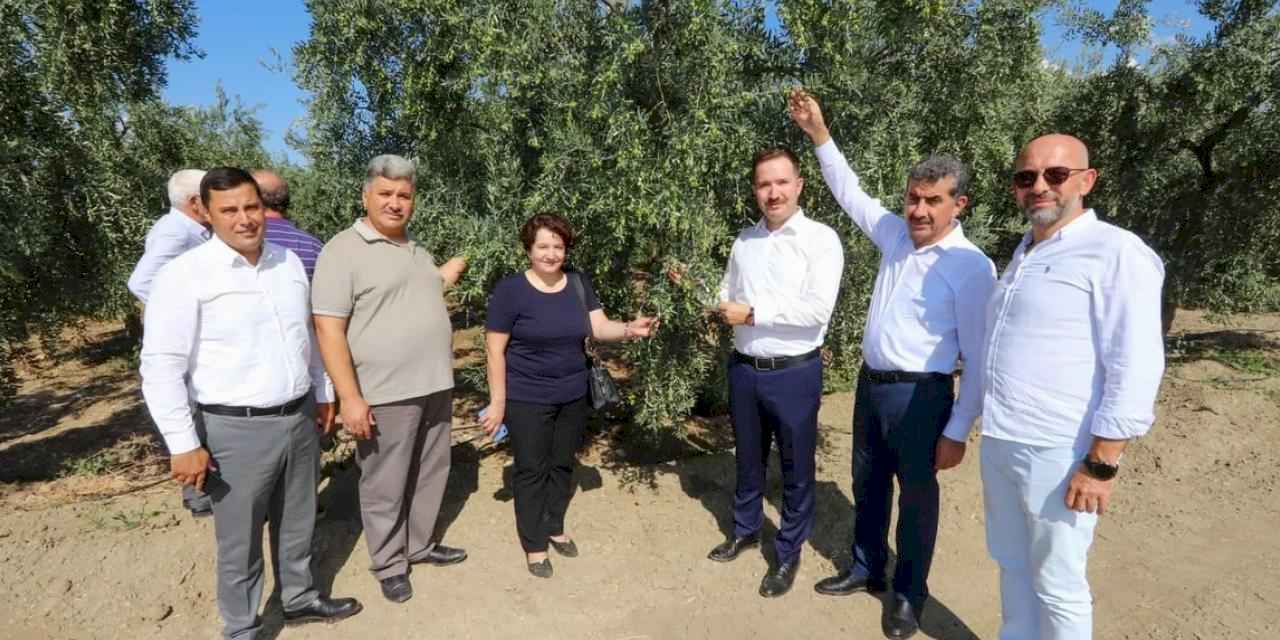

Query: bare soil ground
[2,310,1278,640]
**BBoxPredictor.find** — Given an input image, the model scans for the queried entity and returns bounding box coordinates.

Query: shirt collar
[207,233,277,269]
[912,220,968,254]
[754,209,808,236]
[1020,208,1098,251]
[354,217,414,245]
[170,207,207,234]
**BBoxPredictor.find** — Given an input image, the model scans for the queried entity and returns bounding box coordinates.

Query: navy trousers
[850,366,953,609]
[729,356,822,564]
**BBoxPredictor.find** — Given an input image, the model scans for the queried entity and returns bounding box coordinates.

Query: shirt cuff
[162,428,201,456]
[750,298,776,329]
[313,379,335,403]
[311,308,352,318]
[941,414,976,443]
[1089,413,1151,440]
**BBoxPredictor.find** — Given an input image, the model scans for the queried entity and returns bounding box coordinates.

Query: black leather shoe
[527,558,553,578]
[883,596,920,639]
[283,596,362,625]
[758,558,800,598]
[814,569,888,596]
[379,575,412,603]
[707,533,759,563]
[415,544,468,566]
[549,538,579,558]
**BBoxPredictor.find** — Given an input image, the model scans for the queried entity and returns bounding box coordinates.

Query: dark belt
[198,393,308,418]
[860,364,950,384]
[733,348,821,371]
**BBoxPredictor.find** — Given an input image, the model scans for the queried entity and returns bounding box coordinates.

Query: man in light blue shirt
[127,169,211,516]
[127,169,209,302]
[982,134,1165,639]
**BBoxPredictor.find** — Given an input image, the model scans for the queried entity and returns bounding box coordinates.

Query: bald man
[979,134,1165,639]
[254,170,325,280]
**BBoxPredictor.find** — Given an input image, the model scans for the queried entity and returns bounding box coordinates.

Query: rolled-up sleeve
[139,262,200,454]
[752,226,845,330]
[1089,240,1166,440]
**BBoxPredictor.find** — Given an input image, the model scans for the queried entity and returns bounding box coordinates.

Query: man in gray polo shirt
[312,154,468,604]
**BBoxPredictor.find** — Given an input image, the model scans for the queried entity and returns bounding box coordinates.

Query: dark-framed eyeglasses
[1012,167,1089,189]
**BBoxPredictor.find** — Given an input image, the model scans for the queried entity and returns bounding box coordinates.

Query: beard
[1024,203,1064,226]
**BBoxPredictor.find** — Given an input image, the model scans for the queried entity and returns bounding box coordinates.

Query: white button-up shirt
[982,210,1165,450]
[718,209,844,358]
[140,237,334,455]
[815,140,997,441]
[127,208,209,303]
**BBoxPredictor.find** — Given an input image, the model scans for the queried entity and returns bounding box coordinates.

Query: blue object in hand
[478,408,508,444]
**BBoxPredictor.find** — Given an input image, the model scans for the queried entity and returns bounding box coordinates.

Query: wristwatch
[1080,454,1121,481]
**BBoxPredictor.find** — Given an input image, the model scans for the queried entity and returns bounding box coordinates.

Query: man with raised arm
[790,89,996,639]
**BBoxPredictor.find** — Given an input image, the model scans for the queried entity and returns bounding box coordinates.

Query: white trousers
[981,436,1098,640]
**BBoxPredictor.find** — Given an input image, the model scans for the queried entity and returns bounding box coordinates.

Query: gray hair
[167,169,206,211]
[364,154,416,190]
[908,155,970,199]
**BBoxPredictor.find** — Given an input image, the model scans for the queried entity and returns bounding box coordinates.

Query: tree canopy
[3,0,1277,431]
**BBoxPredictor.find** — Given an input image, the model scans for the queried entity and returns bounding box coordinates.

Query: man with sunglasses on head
[981,134,1165,639]
[789,89,996,639]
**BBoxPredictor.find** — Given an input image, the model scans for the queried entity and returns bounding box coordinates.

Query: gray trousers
[357,390,452,580]
[203,403,320,640]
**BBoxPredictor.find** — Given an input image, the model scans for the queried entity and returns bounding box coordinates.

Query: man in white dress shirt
[706,146,845,599]
[127,168,213,517]
[140,167,361,639]
[127,169,209,302]
[982,134,1165,639]
[790,90,996,639]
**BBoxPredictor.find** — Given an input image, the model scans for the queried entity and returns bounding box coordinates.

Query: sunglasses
[1012,167,1089,188]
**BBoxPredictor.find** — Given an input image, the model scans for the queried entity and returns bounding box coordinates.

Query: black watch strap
[1081,455,1120,481]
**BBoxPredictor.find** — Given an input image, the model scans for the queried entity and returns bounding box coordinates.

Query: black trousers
[850,366,953,609]
[506,396,589,553]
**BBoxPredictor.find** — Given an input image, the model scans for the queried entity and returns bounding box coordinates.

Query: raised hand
[787,87,831,146]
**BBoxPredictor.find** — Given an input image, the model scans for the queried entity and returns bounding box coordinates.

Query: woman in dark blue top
[480,212,656,578]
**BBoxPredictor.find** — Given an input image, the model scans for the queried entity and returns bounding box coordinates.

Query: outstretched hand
[787,88,831,146]
[628,316,659,339]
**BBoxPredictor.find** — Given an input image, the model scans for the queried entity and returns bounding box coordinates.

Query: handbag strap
[568,272,598,358]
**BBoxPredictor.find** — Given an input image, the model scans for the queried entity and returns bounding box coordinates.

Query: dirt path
[2,311,1278,639]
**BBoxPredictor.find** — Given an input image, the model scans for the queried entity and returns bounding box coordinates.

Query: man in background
[254,169,324,280]
[127,168,211,517]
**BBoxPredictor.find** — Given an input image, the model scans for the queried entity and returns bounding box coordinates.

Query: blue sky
[162,1,1215,163]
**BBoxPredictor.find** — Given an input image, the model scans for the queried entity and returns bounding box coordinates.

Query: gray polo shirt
[312,218,453,405]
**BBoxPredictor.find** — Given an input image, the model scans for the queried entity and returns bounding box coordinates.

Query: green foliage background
[3,0,1278,435]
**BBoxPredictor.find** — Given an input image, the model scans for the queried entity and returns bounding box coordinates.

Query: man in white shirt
[707,147,844,599]
[140,167,361,639]
[127,168,212,517]
[127,169,209,302]
[982,134,1165,639]
[790,90,996,639]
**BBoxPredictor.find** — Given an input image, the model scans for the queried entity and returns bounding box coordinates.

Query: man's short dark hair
[752,147,801,182]
[520,212,576,252]
[259,178,290,215]
[908,154,970,199]
[200,167,261,207]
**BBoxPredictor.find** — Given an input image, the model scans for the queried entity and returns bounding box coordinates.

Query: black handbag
[569,272,621,412]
